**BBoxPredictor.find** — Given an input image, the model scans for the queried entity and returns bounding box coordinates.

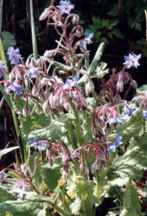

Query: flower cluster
[47,84,86,111]
[93,104,119,134]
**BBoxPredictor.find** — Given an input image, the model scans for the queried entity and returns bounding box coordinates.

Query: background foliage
[2,0,147,57]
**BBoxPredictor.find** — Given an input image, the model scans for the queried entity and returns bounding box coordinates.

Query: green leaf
[68,176,96,215]
[120,183,142,216]
[0,187,15,202]
[69,197,81,216]
[118,111,144,141]
[20,113,49,141]
[138,84,147,92]
[110,134,147,186]
[33,164,61,191]
[88,42,105,75]
[37,208,47,216]
[0,200,43,216]
[28,118,66,142]
[2,31,16,51]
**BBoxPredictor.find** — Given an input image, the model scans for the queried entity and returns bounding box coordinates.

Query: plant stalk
[0,0,6,63]
[30,0,38,57]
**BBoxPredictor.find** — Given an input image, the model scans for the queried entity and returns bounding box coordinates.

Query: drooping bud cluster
[93,104,119,133]
[43,81,86,112]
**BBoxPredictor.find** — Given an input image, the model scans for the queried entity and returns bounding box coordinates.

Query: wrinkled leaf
[2,31,16,51]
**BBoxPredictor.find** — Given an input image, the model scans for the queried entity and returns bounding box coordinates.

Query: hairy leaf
[120,183,142,216]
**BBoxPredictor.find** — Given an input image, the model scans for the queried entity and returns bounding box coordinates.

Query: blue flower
[57,0,74,15]
[109,134,123,152]
[120,103,138,122]
[123,53,141,69]
[0,62,6,79]
[107,116,122,125]
[29,138,49,152]
[124,104,136,116]
[7,47,22,65]
[79,31,94,50]
[6,81,24,96]
[26,67,39,79]
[64,74,79,89]
[84,31,94,42]
[143,110,147,120]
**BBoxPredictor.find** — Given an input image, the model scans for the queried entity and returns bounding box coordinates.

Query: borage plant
[0,1,147,216]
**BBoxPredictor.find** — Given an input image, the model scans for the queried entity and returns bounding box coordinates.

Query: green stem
[0,0,5,62]
[65,120,77,149]
[71,103,83,146]
[30,0,38,57]
[0,38,6,62]
[11,107,20,138]
[11,101,24,162]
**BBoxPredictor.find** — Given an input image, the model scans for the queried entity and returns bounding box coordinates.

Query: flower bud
[85,80,94,96]
[116,79,124,93]
[39,8,49,21]
[72,15,79,25]
[116,72,124,93]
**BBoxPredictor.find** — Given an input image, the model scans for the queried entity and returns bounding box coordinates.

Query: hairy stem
[30,0,38,57]
[0,0,6,63]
